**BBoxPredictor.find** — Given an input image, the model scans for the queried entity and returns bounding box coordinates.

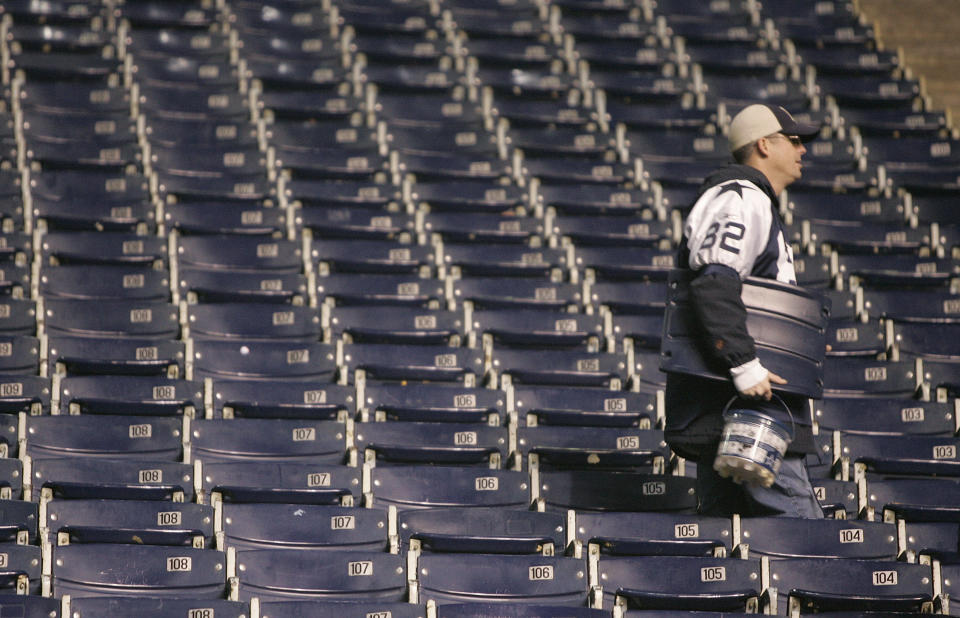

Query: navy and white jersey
[684,178,796,284]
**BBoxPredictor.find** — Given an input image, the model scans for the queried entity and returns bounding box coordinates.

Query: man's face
[766,132,807,184]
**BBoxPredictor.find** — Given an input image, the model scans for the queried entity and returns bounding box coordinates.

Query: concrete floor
[855,0,960,127]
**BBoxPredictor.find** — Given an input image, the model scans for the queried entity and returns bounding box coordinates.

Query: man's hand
[739,371,787,400]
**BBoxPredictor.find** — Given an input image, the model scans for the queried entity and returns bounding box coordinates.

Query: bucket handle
[721,392,796,441]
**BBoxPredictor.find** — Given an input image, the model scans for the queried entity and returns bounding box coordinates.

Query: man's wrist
[730,357,768,392]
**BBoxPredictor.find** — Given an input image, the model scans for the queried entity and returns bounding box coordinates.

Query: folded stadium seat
[68,597,249,618]
[532,183,657,218]
[340,343,485,385]
[386,125,503,161]
[0,233,33,268]
[55,375,203,417]
[838,432,960,481]
[0,335,40,376]
[570,511,733,559]
[588,281,666,317]
[23,139,141,174]
[179,269,309,305]
[733,516,899,561]
[890,321,960,361]
[415,553,591,607]
[0,499,37,545]
[837,256,956,291]
[355,421,508,467]
[609,313,665,352]
[40,231,166,268]
[468,308,605,350]
[397,507,564,555]
[28,458,194,503]
[437,602,607,618]
[842,108,950,139]
[396,151,511,184]
[210,380,355,420]
[184,303,321,342]
[618,129,730,166]
[573,246,676,282]
[408,180,527,215]
[310,239,434,277]
[788,166,882,194]
[0,594,60,617]
[802,220,932,256]
[0,376,48,416]
[474,67,578,103]
[449,277,582,312]
[902,521,960,563]
[516,426,670,473]
[39,298,180,340]
[175,235,302,274]
[359,382,504,424]
[507,126,613,160]
[33,197,155,235]
[232,547,407,603]
[43,499,215,547]
[155,171,277,205]
[129,54,241,93]
[683,42,789,81]
[118,0,220,29]
[535,470,697,514]
[421,212,544,246]
[489,347,628,389]
[135,83,250,123]
[783,191,910,226]
[0,544,41,595]
[266,121,380,155]
[140,115,259,151]
[863,477,960,523]
[700,75,813,112]
[517,155,638,186]
[282,178,404,211]
[276,145,387,189]
[819,76,923,113]
[45,336,185,378]
[375,92,485,132]
[511,385,660,428]
[299,208,417,243]
[821,357,922,399]
[14,79,131,118]
[939,562,960,616]
[51,544,227,599]
[862,134,960,172]
[190,340,337,382]
[253,599,427,618]
[824,318,886,357]
[163,202,287,237]
[24,414,185,462]
[325,306,464,346]
[364,465,531,511]
[766,557,934,615]
[588,72,694,111]
[595,555,763,612]
[0,299,36,338]
[549,214,673,251]
[39,265,171,301]
[815,396,957,437]
[487,98,593,133]
[200,461,360,507]
[189,418,349,465]
[219,503,389,552]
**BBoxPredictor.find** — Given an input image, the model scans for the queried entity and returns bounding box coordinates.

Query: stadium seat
[211,379,356,420]
[51,544,227,599]
[398,506,564,555]
[28,458,194,503]
[535,471,697,513]
[190,340,338,382]
[510,385,661,428]
[595,555,762,612]
[415,553,591,607]
[355,421,508,467]
[43,499,215,547]
[734,516,899,560]
[25,414,185,461]
[340,343,485,385]
[200,461,360,507]
[46,336,184,378]
[68,597,250,618]
[232,548,407,602]
[220,503,389,552]
[189,418,348,464]
[571,511,733,559]
[364,465,531,511]
[359,382,504,424]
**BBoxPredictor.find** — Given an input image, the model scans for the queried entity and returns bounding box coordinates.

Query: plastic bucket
[713,396,794,488]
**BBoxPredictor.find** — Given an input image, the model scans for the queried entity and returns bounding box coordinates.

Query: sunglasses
[773,133,803,147]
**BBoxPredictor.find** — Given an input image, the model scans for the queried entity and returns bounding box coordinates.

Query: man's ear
[753,136,770,157]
